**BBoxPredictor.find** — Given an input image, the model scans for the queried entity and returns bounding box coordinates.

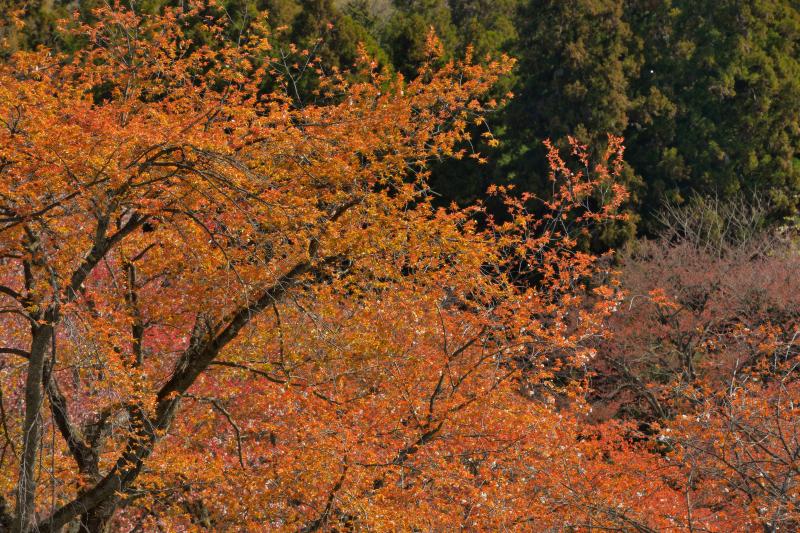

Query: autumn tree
[0,2,645,531]
[591,196,799,421]
[585,195,800,530]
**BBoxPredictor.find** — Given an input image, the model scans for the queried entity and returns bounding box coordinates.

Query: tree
[586,196,800,530]
[283,0,392,95]
[495,0,642,248]
[0,3,638,531]
[0,0,77,54]
[448,0,521,59]
[625,0,800,230]
[591,196,799,421]
[382,0,457,77]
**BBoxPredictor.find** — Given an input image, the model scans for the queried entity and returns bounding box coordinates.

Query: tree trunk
[77,499,118,533]
[13,325,53,533]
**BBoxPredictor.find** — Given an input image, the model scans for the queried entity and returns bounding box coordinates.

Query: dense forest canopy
[0,2,798,532]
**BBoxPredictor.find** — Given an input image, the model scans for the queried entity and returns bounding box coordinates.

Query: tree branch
[298,457,348,533]
[185,394,245,469]
[65,213,147,303]
[155,258,320,405]
[0,347,29,359]
[0,285,22,302]
[43,360,98,478]
[35,256,337,531]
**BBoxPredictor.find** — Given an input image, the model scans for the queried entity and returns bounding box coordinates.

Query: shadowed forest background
[0,1,799,531]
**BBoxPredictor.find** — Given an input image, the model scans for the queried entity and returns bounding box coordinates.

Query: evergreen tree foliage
[382,0,457,76]
[626,0,800,228]
[496,0,641,246]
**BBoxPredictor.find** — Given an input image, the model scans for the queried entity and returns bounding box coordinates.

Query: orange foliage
[0,2,630,530]
[2,3,796,532]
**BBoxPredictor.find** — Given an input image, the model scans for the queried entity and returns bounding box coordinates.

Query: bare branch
[0,285,22,302]
[0,347,29,359]
[184,395,245,469]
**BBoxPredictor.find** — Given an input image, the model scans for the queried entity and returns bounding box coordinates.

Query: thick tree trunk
[77,499,118,533]
[13,325,53,533]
